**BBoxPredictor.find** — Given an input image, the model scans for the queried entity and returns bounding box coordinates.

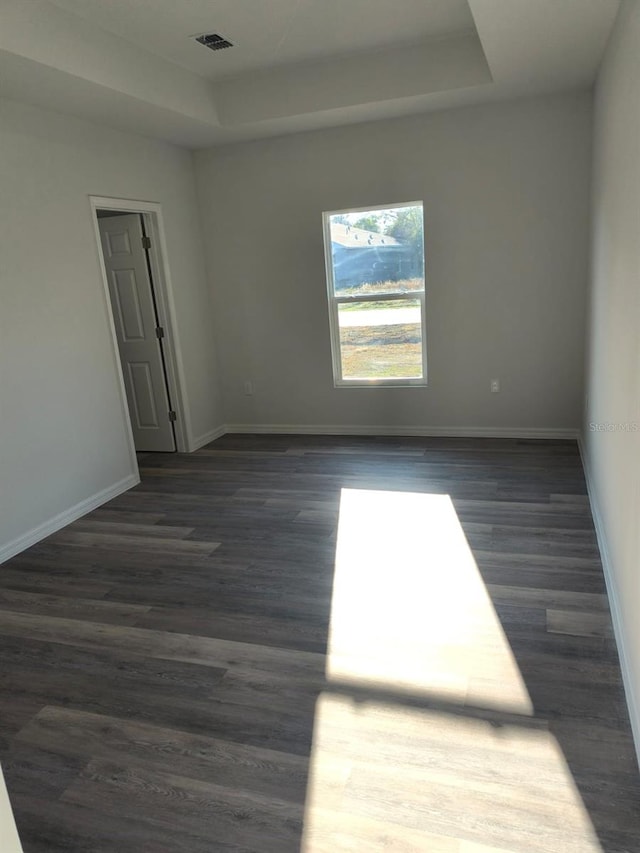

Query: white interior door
[99,213,176,452]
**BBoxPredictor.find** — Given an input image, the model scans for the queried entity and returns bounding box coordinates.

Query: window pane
[329,205,424,296]
[338,299,423,380]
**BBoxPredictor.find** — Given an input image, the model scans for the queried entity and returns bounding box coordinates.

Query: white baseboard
[189,425,226,452]
[578,434,640,769]
[0,473,140,566]
[223,423,579,440]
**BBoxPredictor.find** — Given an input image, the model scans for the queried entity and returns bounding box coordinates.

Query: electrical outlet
[244,381,253,396]
[490,378,500,393]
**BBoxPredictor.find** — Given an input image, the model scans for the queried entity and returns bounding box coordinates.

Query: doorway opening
[90,197,188,457]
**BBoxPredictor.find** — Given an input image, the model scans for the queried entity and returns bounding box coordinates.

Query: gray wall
[583,0,640,757]
[195,92,592,433]
[0,96,222,558]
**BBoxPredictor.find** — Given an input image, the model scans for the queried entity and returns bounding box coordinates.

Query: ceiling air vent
[193,33,234,52]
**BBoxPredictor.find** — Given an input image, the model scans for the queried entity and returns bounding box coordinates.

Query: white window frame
[322,201,427,388]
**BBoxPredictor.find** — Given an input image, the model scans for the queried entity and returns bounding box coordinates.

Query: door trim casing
[89,196,190,457]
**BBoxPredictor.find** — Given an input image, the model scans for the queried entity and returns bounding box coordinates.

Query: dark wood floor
[1,435,639,852]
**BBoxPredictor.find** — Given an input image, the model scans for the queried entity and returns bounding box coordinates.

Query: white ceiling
[0,0,621,148]
[47,0,476,80]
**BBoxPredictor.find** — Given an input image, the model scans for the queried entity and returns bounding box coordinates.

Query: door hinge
[141,236,151,249]
[168,411,177,422]
[155,326,165,339]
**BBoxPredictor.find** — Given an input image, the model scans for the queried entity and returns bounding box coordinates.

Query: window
[323,201,427,387]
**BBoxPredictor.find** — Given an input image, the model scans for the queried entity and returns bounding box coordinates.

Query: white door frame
[89,195,190,456]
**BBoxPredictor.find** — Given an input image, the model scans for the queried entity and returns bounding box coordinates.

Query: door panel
[112,270,145,341]
[99,214,175,452]
[127,362,160,428]
[104,228,131,257]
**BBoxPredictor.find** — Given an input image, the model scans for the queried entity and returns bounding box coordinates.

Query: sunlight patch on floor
[301,694,603,853]
[301,488,604,851]
[326,489,532,715]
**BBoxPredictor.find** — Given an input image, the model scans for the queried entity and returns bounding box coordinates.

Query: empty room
[0,0,639,850]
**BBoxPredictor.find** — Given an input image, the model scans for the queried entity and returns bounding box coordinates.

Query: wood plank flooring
[0,434,639,852]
